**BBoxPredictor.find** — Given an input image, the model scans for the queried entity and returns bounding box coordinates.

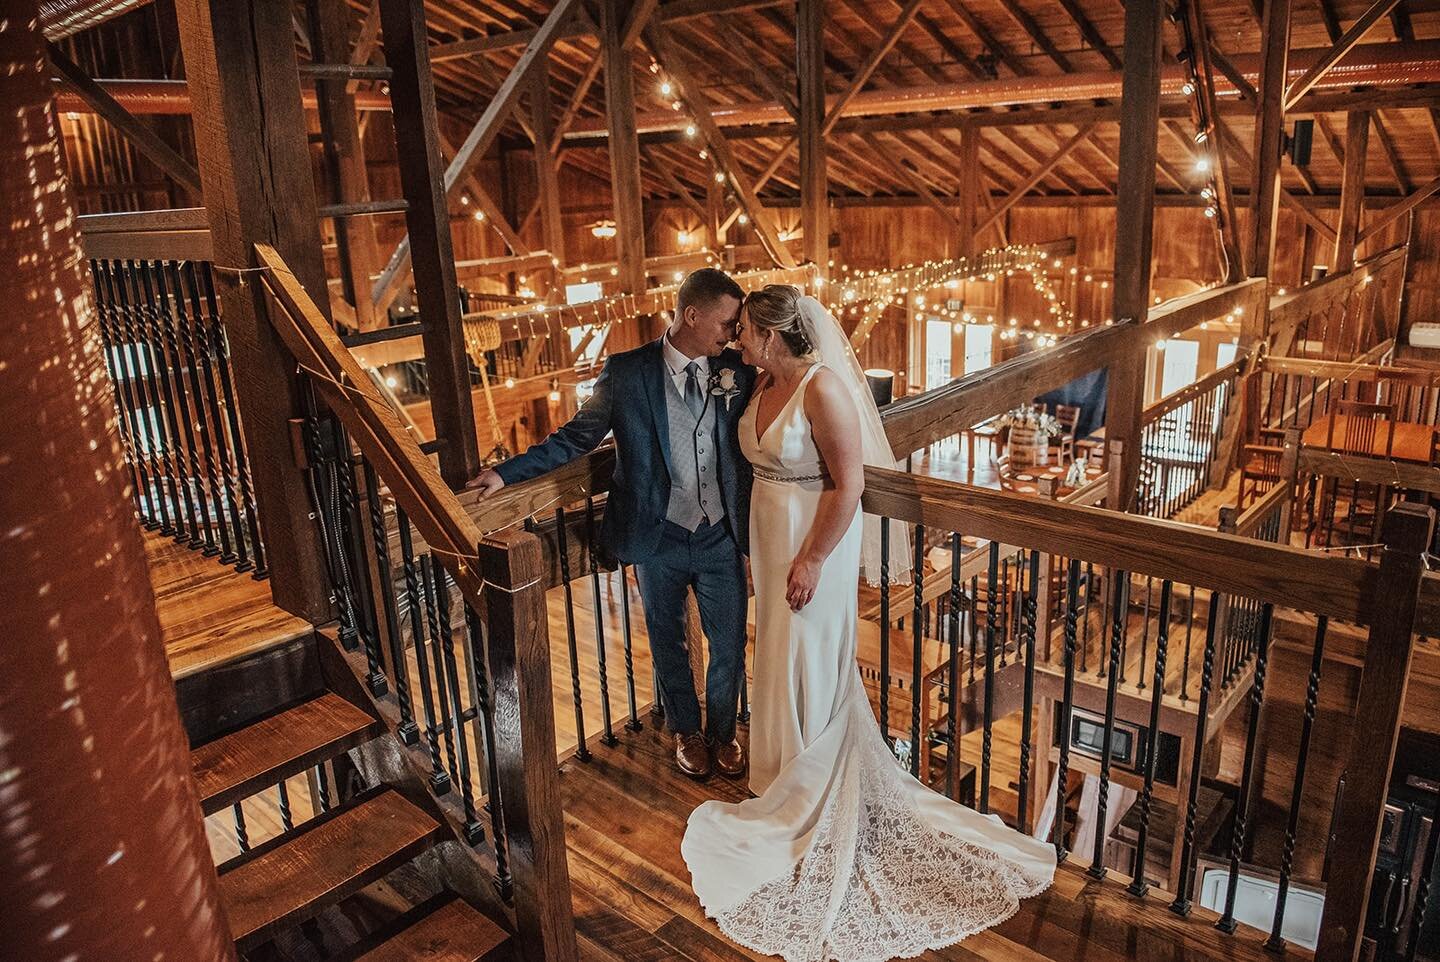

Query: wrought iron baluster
[1128,581,1173,897]
[946,532,963,801]
[135,261,199,544]
[115,260,178,537]
[981,540,1000,814]
[555,507,591,761]
[586,497,618,746]
[1179,584,1196,701]
[398,514,449,793]
[1017,547,1040,834]
[910,524,925,777]
[462,607,513,900]
[879,517,891,744]
[91,261,150,524]
[337,435,383,687]
[433,566,483,844]
[199,264,263,571]
[1218,602,1274,933]
[1137,576,1152,690]
[314,764,331,812]
[165,262,225,557]
[364,464,415,742]
[1404,787,1440,962]
[968,574,978,684]
[619,565,642,732]
[149,261,211,551]
[1080,563,1094,674]
[1089,570,1131,880]
[1265,615,1328,951]
[232,803,250,852]
[277,780,294,832]
[1054,559,1081,861]
[422,556,461,791]
[180,262,245,564]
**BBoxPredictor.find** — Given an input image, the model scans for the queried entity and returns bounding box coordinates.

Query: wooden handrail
[1268,244,1406,332]
[1230,477,1289,539]
[880,278,1266,458]
[860,466,1384,625]
[253,243,578,962]
[1143,355,1246,424]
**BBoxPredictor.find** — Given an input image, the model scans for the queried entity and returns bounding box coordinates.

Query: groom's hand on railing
[468,468,506,498]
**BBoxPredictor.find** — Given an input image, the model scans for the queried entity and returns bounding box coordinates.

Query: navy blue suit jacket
[495,339,755,563]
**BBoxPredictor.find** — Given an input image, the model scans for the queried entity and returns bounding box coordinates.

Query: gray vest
[663,368,724,531]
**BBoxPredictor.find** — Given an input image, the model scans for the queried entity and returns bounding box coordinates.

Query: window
[1159,338,1201,398]
[925,318,952,390]
[1216,340,1238,368]
[962,324,994,375]
[565,282,603,305]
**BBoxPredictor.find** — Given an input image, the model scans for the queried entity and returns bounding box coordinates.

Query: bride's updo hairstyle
[744,284,815,358]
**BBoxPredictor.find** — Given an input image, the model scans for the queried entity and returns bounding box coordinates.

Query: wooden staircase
[179,630,512,961]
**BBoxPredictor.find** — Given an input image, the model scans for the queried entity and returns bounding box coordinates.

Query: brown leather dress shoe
[713,737,747,778]
[675,732,712,780]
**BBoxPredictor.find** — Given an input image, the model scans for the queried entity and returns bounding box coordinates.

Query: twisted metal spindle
[555,507,591,761]
[422,556,461,792]
[586,498,618,746]
[398,514,449,794]
[232,803,250,852]
[1017,548,1040,835]
[433,567,483,844]
[619,565,642,732]
[1218,603,1274,933]
[1054,559,1081,861]
[981,541,1000,814]
[364,464,416,742]
[1265,615,1328,951]
[462,607,512,899]
[946,532,963,801]
[879,517,892,745]
[910,523,925,776]
[1089,571,1130,880]
[1128,581,1172,898]
[277,780,294,832]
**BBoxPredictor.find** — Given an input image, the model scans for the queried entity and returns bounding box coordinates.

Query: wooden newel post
[1276,426,1302,542]
[1106,439,1128,511]
[1314,502,1433,962]
[478,529,578,962]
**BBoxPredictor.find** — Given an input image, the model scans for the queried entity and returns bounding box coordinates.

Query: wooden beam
[600,0,649,349]
[46,43,202,196]
[172,0,332,621]
[973,125,1093,238]
[371,0,582,313]
[1371,111,1411,194]
[376,0,480,486]
[648,27,795,269]
[644,147,707,224]
[1247,0,1290,279]
[1315,503,1432,962]
[1284,0,1401,111]
[1334,110,1371,273]
[1186,0,1245,281]
[345,0,383,95]
[307,0,381,330]
[955,128,980,259]
[714,18,798,120]
[867,138,960,233]
[1359,173,1440,245]
[529,63,567,281]
[798,0,827,275]
[440,130,531,256]
[620,0,661,49]
[822,0,923,137]
[1106,0,1163,511]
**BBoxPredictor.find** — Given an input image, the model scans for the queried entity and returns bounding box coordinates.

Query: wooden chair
[1238,444,1284,509]
[1053,404,1082,465]
[1324,399,1394,458]
[1376,367,1436,424]
[1319,399,1394,546]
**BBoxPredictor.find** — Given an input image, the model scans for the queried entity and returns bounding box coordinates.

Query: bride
[681,286,1056,962]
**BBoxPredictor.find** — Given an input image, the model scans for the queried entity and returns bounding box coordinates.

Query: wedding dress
[681,359,1056,962]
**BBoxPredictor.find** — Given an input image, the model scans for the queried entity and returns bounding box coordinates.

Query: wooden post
[1334,111,1372,274]
[1276,425,1302,542]
[173,0,333,621]
[307,0,381,331]
[1314,502,1433,962]
[1104,0,1163,512]
[377,0,481,488]
[797,0,827,279]
[1247,0,1290,281]
[529,63,567,299]
[600,0,649,350]
[956,128,980,259]
[479,530,579,962]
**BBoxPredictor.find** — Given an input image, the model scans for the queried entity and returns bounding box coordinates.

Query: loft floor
[560,721,1303,962]
[144,527,310,680]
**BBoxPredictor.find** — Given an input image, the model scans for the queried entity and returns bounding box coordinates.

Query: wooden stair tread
[354,896,509,961]
[219,787,443,950]
[192,691,378,815]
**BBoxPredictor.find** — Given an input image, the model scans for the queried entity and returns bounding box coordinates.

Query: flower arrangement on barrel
[998,405,1062,467]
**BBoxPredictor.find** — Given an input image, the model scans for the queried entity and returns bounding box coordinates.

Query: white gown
[681,363,1057,962]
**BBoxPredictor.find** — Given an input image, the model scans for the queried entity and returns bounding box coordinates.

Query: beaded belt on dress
[753,466,828,483]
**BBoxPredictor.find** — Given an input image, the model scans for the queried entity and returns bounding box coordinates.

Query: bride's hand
[786,553,822,611]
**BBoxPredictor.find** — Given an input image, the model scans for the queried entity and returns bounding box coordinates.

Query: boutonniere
[709,367,741,411]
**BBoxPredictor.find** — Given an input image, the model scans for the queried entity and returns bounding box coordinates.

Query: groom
[470,269,754,780]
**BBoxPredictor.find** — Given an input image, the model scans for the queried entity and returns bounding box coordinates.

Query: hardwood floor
[560,721,1304,962]
[145,527,311,680]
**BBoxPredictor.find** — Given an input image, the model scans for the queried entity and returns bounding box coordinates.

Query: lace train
[703,694,1052,962]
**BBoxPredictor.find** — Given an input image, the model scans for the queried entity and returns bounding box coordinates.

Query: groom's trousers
[634,518,748,743]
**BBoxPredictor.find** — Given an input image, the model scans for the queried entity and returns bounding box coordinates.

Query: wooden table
[1000,458,1105,497]
[1300,413,1436,463]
